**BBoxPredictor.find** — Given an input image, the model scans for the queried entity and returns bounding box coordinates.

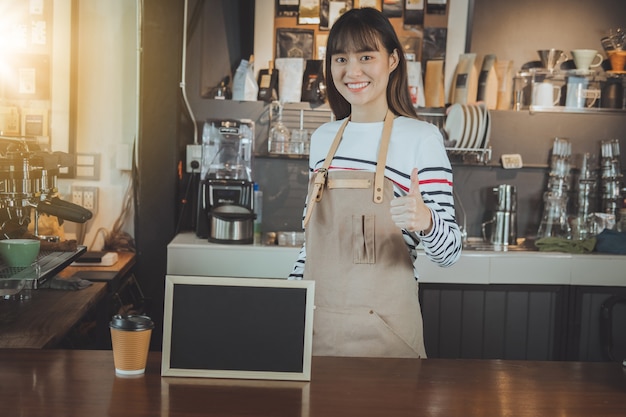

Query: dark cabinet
[567,286,626,362]
[421,283,626,362]
[421,284,567,360]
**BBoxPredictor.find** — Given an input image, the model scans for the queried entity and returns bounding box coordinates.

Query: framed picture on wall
[422,27,447,63]
[276,0,299,17]
[382,0,402,18]
[320,0,353,30]
[276,28,315,59]
[404,0,424,27]
[355,0,382,10]
[426,0,447,14]
[298,0,321,25]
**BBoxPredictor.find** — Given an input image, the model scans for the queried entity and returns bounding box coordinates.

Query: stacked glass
[268,102,291,154]
[600,139,623,221]
[537,137,573,239]
[571,152,599,239]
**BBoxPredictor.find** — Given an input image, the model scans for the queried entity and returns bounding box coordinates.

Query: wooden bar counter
[0,252,135,348]
[1,349,625,416]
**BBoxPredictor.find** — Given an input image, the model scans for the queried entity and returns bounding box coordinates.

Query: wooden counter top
[57,251,136,280]
[0,282,107,348]
[0,349,625,416]
[0,252,135,348]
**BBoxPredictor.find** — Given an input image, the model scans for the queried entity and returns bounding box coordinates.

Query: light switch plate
[501,153,523,169]
[75,153,100,180]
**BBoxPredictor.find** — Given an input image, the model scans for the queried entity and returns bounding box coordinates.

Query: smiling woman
[289,8,462,359]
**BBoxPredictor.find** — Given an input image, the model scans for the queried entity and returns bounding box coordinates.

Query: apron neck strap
[373,110,394,204]
[319,117,350,171]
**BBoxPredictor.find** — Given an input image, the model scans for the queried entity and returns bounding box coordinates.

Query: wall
[58,0,138,250]
[470,0,626,70]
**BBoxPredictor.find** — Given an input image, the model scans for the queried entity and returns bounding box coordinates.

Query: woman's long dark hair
[324,7,417,120]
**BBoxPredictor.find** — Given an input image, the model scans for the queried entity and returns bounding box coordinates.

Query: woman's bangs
[329,24,381,55]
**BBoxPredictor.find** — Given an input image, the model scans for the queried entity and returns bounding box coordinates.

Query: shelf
[255,152,308,160]
[518,68,622,81]
[257,149,493,165]
[447,147,492,164]
[528,106,626,115]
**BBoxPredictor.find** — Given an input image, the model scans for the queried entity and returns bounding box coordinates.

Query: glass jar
[537,191,571,239]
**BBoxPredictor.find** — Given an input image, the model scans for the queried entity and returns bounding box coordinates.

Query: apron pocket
[313,306,420,358]
[352,215,375,264]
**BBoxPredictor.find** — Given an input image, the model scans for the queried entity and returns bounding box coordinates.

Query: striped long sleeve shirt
[289,116,462,281]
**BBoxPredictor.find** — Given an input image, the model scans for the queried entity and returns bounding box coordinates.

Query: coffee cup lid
[109,314,154,330]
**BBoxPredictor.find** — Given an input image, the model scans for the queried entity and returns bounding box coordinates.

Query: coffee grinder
[195,119,255,243]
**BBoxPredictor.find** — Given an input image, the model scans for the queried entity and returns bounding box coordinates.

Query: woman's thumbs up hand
[390,168,433,234]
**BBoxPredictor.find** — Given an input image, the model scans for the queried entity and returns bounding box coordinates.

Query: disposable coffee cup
[110,314,154,375]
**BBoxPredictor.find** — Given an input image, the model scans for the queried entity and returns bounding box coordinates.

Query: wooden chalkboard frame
[162,275,315,381]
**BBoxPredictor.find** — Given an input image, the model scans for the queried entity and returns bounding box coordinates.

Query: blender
[195,119,255,243]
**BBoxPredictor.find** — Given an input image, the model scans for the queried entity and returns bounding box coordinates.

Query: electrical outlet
[82,187,98,214]
[186,144,202,173]
[72,189,83,207]
[71,186,98,216]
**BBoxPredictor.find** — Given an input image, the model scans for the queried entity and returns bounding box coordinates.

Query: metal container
[482,185,518,247]
[208,205,255,244]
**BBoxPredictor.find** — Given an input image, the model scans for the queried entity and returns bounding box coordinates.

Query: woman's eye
[334,56,346,64]
[360,55,373,62]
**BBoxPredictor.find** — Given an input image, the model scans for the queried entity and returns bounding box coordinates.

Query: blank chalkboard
[162,275,315,381]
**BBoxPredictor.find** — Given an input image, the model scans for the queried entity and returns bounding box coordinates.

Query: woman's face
[330,43,399,117]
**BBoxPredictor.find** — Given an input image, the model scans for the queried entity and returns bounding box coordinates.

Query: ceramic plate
[459,104,473,149]
[467,105,481,149]
[444,103,465,147]
[457,104,473,149]
[456,104,472,149]
[472,103,487,149]
[482,108,492,149]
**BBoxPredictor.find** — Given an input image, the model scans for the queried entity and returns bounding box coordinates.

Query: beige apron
[303,110,426,358]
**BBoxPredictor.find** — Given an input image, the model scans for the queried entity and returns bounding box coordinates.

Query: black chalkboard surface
[162,275,314,381]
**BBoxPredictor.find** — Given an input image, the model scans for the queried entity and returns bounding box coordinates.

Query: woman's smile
[346,81,370,91]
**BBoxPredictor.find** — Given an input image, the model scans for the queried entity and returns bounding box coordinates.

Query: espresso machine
[0,138,92,240]
[195,119,255,243]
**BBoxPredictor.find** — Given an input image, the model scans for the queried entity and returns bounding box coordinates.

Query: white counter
[167,232,301,279]
[168,232,626,287]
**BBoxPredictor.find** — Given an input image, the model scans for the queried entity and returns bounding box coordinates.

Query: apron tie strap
[303,117,349,228]
[313,168,328,201]
[303,168,328,227]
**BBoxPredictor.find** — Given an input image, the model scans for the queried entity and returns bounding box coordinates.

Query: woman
[289,7,462,358]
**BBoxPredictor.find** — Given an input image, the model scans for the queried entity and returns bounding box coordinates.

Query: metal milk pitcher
[481,185,518,246]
